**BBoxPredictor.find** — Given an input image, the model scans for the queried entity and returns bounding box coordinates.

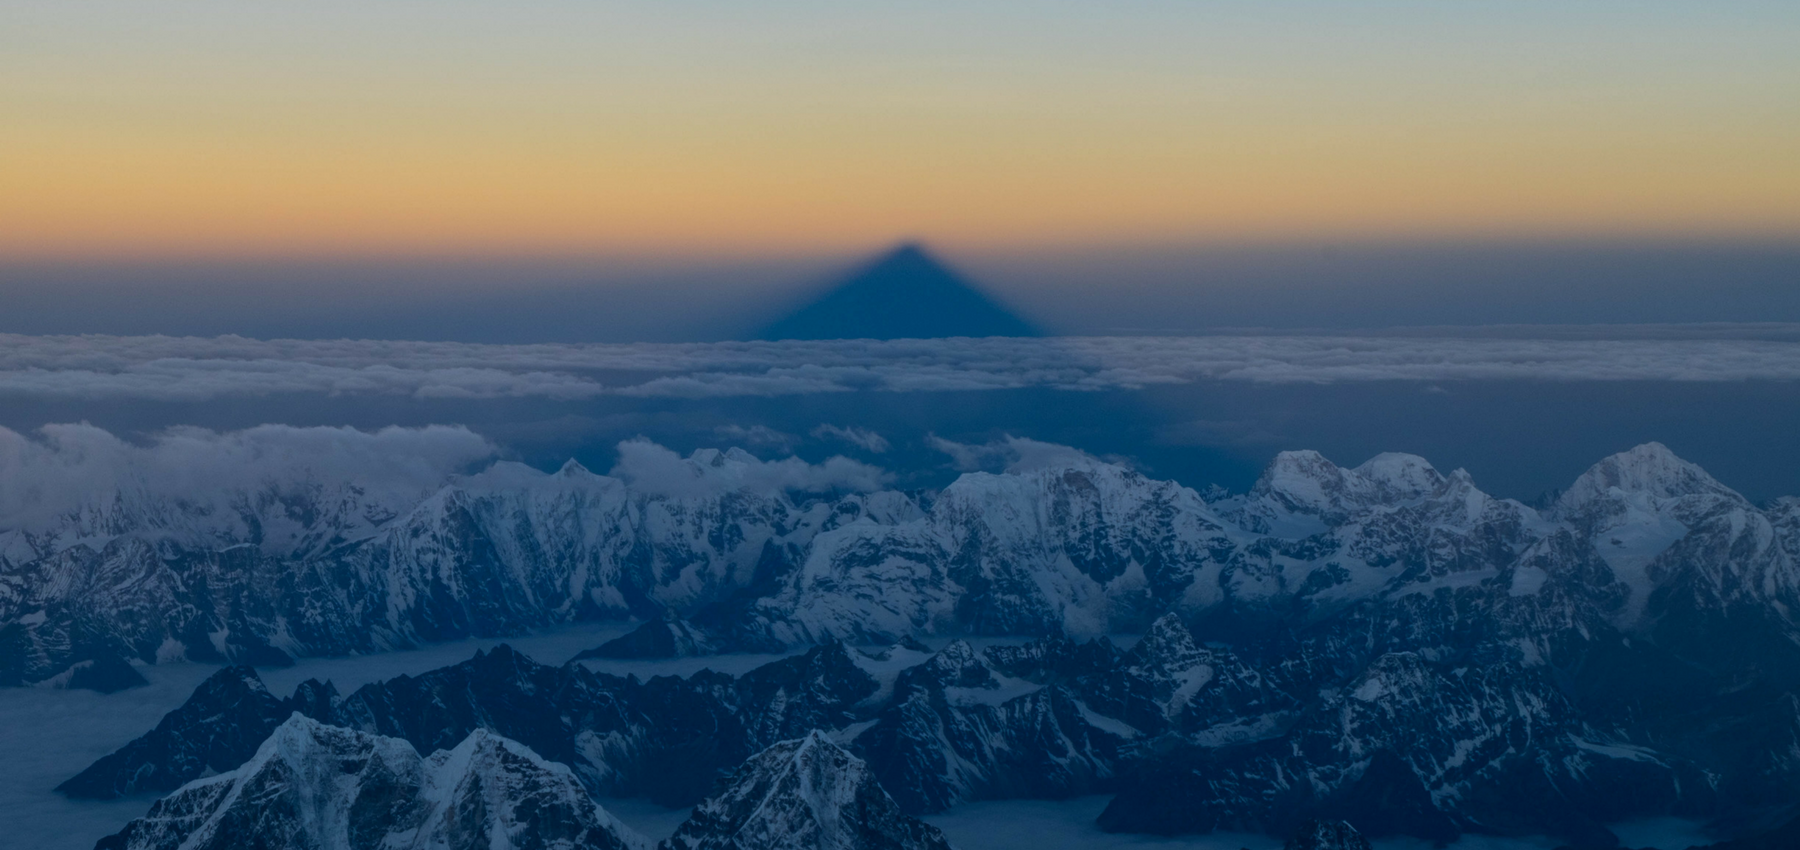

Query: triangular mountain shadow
[758,243,1038,341]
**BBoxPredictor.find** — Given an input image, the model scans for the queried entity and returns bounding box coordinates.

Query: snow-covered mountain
[68,599,1794,849]
[93,714,646,850]
[662,731,953,850]
[58,665,334,799]
[0,448,912,685]
[7,440,1798,694]
[25,440,1800,847]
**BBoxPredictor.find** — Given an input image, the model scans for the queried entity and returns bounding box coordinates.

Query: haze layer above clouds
[3,241,1797,342]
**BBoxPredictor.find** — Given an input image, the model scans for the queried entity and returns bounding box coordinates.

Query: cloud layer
[0,423,497,531]
[929,434,1101,474]
[1,331,1797,404]
[0,424,890,533]
[609,438,889,498]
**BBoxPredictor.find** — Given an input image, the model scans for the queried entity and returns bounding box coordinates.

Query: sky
[3,1,1799,502]
[4,1,1798,260]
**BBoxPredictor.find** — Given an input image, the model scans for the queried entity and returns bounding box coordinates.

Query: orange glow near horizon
[3,2,1796,261]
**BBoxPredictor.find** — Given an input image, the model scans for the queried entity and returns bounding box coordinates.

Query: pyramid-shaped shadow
[758,243,1039,341]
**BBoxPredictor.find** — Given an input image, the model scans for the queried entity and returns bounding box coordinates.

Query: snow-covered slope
[94,714,646,850]
[740,458,1236,645]
[7,441,1798,691]
[662,730,952,850]
[0,449,908,685]
[1555,443,1800,637]
[23,440,1800,847]
[69,598,1800,848]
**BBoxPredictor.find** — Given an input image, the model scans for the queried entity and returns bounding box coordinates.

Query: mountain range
[93,711,950,850]
[94,714,648,850]
[11,439,1800,847]
[6,441,1796,691]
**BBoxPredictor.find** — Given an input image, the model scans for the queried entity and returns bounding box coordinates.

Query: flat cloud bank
[1,329,1798,403]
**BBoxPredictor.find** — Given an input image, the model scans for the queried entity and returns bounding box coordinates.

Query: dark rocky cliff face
[59,665,335,799]
[1283,819,1372,850]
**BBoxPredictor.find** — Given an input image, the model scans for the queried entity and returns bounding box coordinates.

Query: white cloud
[0,422,893,535]
[0,423,495,532]
[811,424,891,453]
[1,331,1797,405]
[928,434,1099,474]
[927,435,994,472]
[714,424,797,450]
[608,438,889,498]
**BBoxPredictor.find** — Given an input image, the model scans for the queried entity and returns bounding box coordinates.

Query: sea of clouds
[3,330,1799,403]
